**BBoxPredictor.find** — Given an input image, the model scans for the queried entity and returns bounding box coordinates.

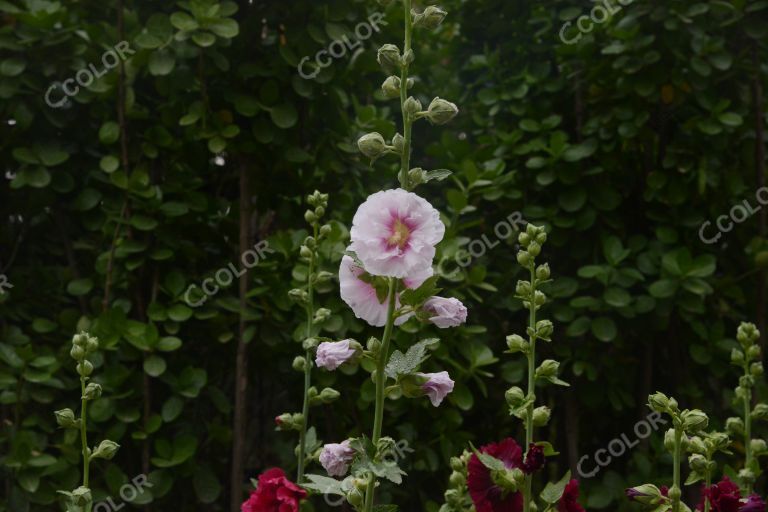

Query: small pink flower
[424,296,467,328]
[316,340,357,370]
[350,189,445,278]
[339,254,432,327]
[418,371,454,406]
[319,440,356,477]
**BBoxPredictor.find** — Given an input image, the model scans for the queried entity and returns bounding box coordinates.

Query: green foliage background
[0,0,767,510]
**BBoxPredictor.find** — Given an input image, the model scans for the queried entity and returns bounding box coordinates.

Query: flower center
[387,218,411,249]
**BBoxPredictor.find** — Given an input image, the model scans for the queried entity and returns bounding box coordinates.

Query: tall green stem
[80,374,91,511]
[297,224,318,483]
[363,278,398,512]
[704,471,711,512]
[398,0,413,190]
[523,263,537,512]
[672,428,682,512]
[744,371,753,495]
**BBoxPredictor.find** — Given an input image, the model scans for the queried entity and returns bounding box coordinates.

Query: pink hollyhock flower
[350,189,445,279]
[319,440,356,477]
[316,340,357,370]
[558,479,585,512]
[418,371,454,406]
[339,254,432,327]
[522,443,545,474]
[241,468,306,512]
[423,296,467,328]
[468,438,524,512]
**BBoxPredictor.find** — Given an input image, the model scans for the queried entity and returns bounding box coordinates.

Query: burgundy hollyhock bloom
[698,477,741,512]
[241,468,307,512]
[558,479,585,512]
[522,443,545,474]
[467,438,524,512]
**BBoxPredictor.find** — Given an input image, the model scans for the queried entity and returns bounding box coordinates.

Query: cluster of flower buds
[686,431,730,485]
[55,332,120,512]
[439,451,474,512]
[728,322,767,490]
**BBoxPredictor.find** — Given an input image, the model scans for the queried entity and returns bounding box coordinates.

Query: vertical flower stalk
[285,191,335,483]
[728,322,764,495]
[686,431,730,512]
[54,332,120,512]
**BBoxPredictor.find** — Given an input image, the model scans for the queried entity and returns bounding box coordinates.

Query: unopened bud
[413,5,448,30]
[535,359,559,380]
[426,97,459,125]
[536,264,550,280]
[77,360,93,377]
[54,408,79,429]
[532,406,550,426]
[726,416,745,435]
[515,280,531,296]
[292,356,307,372]
[83,382,102,400]
[682,409,708,432]
[70,344,86,361]
[506,334,529,354]
[320,224,332,237]
[91,439,120,460]
[688,453,708,472]
[377,44,401,74]
[313,307,331,324]
[505,386,525,406]
[381,76,401,98]
[751,362,764,377]
[392,132,404,153]
[404,96,422,117]
[517,251,531,266]
[536,320,553,340]
[319,387,341,403]
[752,403,768,420]
[527,241,541,257]
[358,132,388,158]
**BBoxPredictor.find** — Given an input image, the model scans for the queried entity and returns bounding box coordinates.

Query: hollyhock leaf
[541,470,571,504]
[536,441,560,457]
[469,442,507,471]
[424,169,452,182]
[302,474,345,495]
[385,338,440,379]
[399,276,440,307]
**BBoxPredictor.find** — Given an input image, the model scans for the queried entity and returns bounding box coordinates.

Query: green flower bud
[392,132,405,153]
[426,97,459,125]
[450,456,464,472]
[535,263,550,280]
[367,336,382,353]
[288,288,309,304]
[688,453,708,472]
[91,439,120,460]
[668,486,681,502]
[292,356,306,372]
[404,96,422,117]
[54,408,79,429]
[687,436,706,454]
[304,236,316,249]
[518,232,531,247]
[752,362,764,377]
[648,392,673,413]
[85,336,98,354]
[318,387,340,403]
[516,251,531,266]
[377,44,401,74]
[83,382,102,400]
[413,5,448,30]
[752,438,768,455]
[347,487,365,508]
[408,167,427,185]
[69,486,93,506]
[319,224,332,237]
[663,429,676,451]
[532,406,550,426]
[681,409,708,433]
[315,271,334,284]
[535,359,559,380]
[526,224,539,237]
[707,432,730,450]
[382,76,401,98]
[533,291,546,306]
[626,484,666,506]
[527,241,541,257]
[70,344,86,361]
[449,470,465,487]
[739,467,756,485]
[726,416,744,436]
[313,307,331,324]
[506,334,529,354]
[747,344,761,361]
[299,245,313,259]
[505,386,525,406]
[401,49,415,66]
[536,320,554,340]
[77,360,93,377]
[358,132,389,158]
[314,205,325,218]
[515,280,531,297]
[752,403,768,420]
[72,333,88,347]
[731,348,745,364]
[737,322,760,347]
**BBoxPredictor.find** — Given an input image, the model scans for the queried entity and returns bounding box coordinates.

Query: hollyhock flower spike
[319,440,356,477]
[350,189,445,279]
[423,296,467,328]
[418,371,455,406]
[315,339,358,370]
[467,438,525,512]
[339,254,432,327]
[241,468,306,512]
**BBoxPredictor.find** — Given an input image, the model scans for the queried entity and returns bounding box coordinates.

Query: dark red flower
[698,477,741,512]
[241,468,307,512]
[558,479,585,512]
[522,444,545,474]
[467,438,524,512]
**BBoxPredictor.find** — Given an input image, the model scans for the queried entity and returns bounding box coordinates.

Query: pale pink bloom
[424,296,467,328]
[418,371,454,406]
[319,440,356,477]
[339,254,432,327]
[350,189,445,278]
[316,340,357,370]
